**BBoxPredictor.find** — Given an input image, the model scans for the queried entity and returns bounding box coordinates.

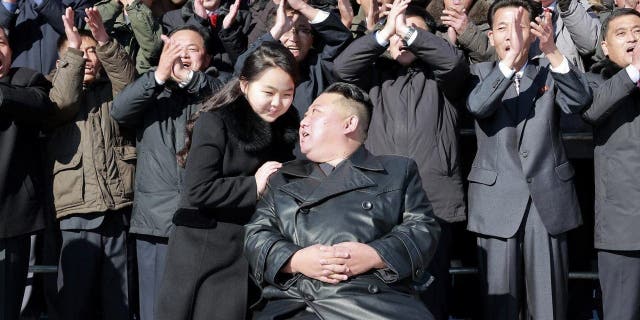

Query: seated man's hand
[332,242,386,277]
[283,244,350,284]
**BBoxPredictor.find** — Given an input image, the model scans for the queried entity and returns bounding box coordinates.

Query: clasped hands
[283,242,386,284]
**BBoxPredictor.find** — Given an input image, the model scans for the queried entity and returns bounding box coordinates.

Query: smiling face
[279,13,313,63]
[170,29,211,72]
[602,14,640,68]
[240,66,295,123]
[79,36,102,85]
[388,15,428,66]
[0,28,12,79]
[299,93,354,162]
[488,6,533,63]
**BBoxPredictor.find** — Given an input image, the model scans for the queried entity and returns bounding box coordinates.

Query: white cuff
[625,65,640,83]
[550,56,570,74]
[309,10,329,24]
[374,31,389,47]
[405,29,419,46]
[154,73,165,85]
[498,61,515,79]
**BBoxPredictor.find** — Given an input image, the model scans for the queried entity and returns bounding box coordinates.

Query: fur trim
[427,0,492,25]
[590,58,623,80]
[216,100,299,153]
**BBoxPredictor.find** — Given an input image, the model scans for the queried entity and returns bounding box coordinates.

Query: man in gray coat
[581,8,640,320]
[244,83,441,320]
[466,0,592,318]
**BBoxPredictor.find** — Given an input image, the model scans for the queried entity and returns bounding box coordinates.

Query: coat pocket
[467,167,498,186]
[52,152,84,210]
[554,162,575,181]
[114,145,136,199]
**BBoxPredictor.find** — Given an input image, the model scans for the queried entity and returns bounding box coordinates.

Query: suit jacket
[582,59,640,251]
[244,147,440,320]
[466,59,591,238]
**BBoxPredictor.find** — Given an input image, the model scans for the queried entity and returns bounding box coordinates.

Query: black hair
[168,25,213,55]
[601,8,640,37]
[487,0,540,28]
[177,42,298,166]
[405,5,437,33]
[57,29,96,51]
[323,82,373,136]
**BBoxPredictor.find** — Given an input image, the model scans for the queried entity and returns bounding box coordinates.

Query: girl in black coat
[156,42,299,320]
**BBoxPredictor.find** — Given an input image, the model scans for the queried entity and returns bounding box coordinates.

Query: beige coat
[47,40,136,219]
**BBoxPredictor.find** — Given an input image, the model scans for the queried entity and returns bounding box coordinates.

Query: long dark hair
[177,42,298,167]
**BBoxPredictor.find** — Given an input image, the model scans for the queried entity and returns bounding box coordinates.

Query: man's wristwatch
[402,27,417,45]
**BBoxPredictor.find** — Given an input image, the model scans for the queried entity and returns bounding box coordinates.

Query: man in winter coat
[333,2,467,318]
[466,1,592,318]
[47,8,136,319]
[581,8,640,320]
[244,82,441,320]
[0,25,53,320]
[110,25,222,320]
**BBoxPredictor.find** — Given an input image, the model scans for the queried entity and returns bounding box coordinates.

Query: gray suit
[583,59,640,320]
[467,58,592,319]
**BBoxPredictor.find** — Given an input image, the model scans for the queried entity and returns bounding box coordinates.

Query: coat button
[303,294,314,301]
[415,269,423,277]
[361,201,373,210]
[526,178,532,183]
[520,150,528,158]
[367,284,379,294]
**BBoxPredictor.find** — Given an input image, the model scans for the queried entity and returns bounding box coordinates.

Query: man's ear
[55,59,61,69]
[488,30,495,47]
[343,115,360,135]
[601,40,609,57]
[239,79,248,94]
[203,54,212,70]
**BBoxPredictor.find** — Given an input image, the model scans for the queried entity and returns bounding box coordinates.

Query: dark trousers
[598,250,640,320]
[0,234,30,320]
[136,235,168,320]
[56,211,131,320]
[420,220,452,320]
[157,222,249,320]
[477,199,569,320]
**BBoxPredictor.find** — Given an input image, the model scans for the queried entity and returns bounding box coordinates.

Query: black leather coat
[244,147,440,320]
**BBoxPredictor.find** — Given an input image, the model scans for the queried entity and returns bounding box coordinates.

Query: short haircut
[57,29,96,51]
[487,0,540,28]
[323,82,373,138]
[405,5,437,34]
[601,8,640,38]
[168,25,212,55]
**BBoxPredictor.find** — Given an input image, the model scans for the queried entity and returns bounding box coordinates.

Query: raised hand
[441,7,469,44]
[222,0,241,29]
[270,0,293,39]
[193,0,207,19]
[631,38,640,72]
[286,0,308,12]
[337,0,354,28]
[85,7,110,45]
[502,6,524,69]
[156,35,183,83]
[254,161,282,197]
[531,9,564,67]
[332,242,385,277]
[365,0,380,31]
[284,244,350,284]
[378,0,410,41]
[62,7,81,50]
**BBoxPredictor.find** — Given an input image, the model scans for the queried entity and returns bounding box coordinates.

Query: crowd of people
[0,0,639,318]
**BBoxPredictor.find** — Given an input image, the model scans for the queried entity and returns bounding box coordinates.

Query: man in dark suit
[581,8,640,320]
[244,83,441,320]
[466,0,592,318]
[0,26,54,320]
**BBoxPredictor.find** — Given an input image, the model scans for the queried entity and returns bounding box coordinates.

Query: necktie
[514,74,521,95]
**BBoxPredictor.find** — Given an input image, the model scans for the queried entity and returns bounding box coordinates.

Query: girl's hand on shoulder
[255,161,282,197]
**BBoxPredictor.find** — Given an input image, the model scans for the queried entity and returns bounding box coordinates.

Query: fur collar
[216,99,299,153]
[590,58,623,80]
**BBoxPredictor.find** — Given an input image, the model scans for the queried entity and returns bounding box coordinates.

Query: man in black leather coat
[244,82,441,320]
